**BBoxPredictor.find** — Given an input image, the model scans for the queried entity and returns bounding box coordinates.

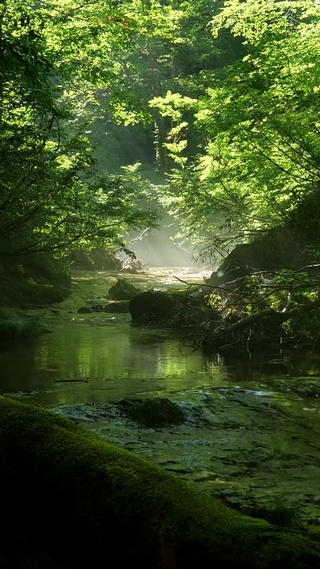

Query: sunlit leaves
[211,0,306,43]
[158,1,320,253]
[149,91,197,121]
[0,0,159,256]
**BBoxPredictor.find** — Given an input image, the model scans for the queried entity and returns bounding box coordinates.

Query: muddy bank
[54,382,320,528]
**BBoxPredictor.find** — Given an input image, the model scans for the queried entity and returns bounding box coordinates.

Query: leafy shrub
[243,495,304,529]
[0,308,49,339]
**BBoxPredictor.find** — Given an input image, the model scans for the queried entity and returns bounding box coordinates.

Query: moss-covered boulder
[108,278,140,300]
[0,254,71,307]
[0,308,50,340]
[105,300,130,313]
[117,397,186,427]
[77,306,93,313]
[129,290,176,323]
[0,397,319,569]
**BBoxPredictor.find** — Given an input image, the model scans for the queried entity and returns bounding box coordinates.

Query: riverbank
[2,269,320,536]
[1,396,320,569]
[53,380,320,531]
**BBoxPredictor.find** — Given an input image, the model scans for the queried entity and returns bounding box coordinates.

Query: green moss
[0,396,319,569]
[241,496,304,529]
[0,308,50,339]
[108,278,140,300]
[117,397,186,427]
[0,254,71,308]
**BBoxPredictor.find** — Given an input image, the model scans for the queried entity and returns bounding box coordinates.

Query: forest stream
[2,269,320,529]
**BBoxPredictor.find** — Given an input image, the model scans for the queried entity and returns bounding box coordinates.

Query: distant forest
[1,1,320,306]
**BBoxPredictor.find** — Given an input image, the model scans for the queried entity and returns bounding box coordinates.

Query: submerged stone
[117,397,186,428]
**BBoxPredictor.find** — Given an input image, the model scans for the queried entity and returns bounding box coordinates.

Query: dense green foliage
[3,0,320,257]
[2,0,320,341]
[0,0,158,259]
[154,1,320,255]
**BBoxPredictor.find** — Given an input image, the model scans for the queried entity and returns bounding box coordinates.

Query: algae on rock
[116,397,186,428]
[0,397,319,568]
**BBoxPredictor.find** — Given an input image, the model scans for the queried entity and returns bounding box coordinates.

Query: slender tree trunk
[153,114,168,172]
[0,1,6,124]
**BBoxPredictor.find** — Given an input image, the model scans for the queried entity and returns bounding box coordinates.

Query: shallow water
[1,268,320,406]
[0,321,229,405]
[3,268,320,523]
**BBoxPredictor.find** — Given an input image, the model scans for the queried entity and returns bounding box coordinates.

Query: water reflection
[206,349,320,382]
[0,319,230,405]
[1,266,320,406]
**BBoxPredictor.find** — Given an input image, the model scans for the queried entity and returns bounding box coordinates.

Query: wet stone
[54,385,320,527]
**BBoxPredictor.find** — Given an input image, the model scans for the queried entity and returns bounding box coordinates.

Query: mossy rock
[0,308,50,339]
[108,278,140,300]
[117,397,186,427]
[0,397,319,569]
[77,306,93,314]
[129,290,176,323]
[0,254,71,307]
[104,300,130,313]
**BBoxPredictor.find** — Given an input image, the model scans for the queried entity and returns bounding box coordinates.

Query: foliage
[87,0,227,173]
[155,1,320,256]
[201,263,320,350]
[0,0,270,266]
[0,307,49,339]
[0,0,159,262]
[260,495,304,529]
[243,495,304,529]
[3,0,320,329]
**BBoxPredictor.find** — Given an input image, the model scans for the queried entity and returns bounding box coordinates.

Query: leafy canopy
[154,0,320,255]
[0,0,158,256]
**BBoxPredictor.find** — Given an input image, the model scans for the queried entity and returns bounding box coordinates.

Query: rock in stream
[53,385,320,528]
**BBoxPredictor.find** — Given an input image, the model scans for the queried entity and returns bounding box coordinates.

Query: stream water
[2,269,320,524]
[1,268,320,406]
